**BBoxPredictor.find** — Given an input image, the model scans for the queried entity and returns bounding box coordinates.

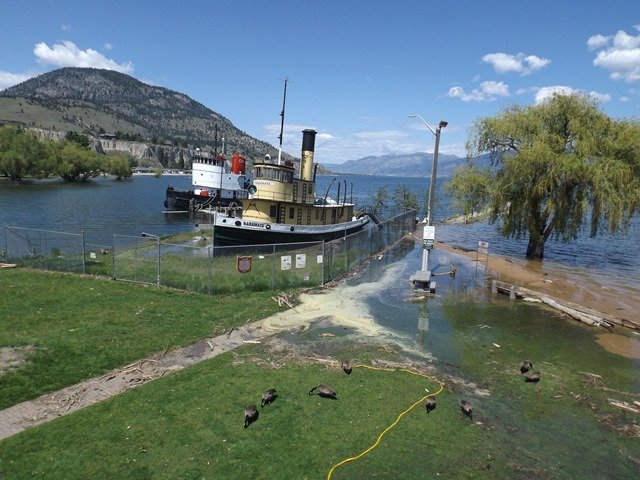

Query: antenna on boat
[277,77,288,165]
[213,123,218,156]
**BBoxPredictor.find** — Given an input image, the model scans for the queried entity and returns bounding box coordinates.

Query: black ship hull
[211,215,371,246]
[164,186,242,212]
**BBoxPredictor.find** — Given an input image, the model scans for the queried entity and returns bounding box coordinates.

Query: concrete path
[0,321,272,440]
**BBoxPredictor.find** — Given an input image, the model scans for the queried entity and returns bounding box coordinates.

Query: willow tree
[447,93,640,259]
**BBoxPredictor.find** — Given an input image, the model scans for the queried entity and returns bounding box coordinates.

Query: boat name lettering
[243,221,264,228]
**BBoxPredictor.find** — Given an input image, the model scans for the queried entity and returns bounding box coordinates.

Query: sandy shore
[433,237,640,359]
[435,240,639,327]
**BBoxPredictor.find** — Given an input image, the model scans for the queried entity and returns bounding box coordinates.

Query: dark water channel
[289,239,640,479]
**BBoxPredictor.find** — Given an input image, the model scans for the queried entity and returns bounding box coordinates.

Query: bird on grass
[244,404,259,428]
[309,384,337,399]
[341,360,353,375]
[520,360,533,374]
[461,400,473,420]
[425,396,436,413]
[261,388,278,407]
[524,371,541,383]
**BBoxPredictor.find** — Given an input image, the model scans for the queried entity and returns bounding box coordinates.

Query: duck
[341,360,353,375]
[425,396,436,413]
[461,400,473,420]
[523,371,541,383]
[520,360,533,374]
[309,384,337,399]
[244,404,259,428]
[261,388,278,407]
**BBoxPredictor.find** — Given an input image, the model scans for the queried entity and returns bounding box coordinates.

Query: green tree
[65,131,91,148]
[0,126,45,181]
[57,142,105,182]
[447,93,640,260]
[392,184,418,212]
[107,154,133,181]
[368,185,389,214]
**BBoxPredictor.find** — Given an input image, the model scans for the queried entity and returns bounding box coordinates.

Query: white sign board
[423,225,436,240]
[295,254,306,269]
[478,240,489,253]
[280,255,291,270]
[316,254,323,264]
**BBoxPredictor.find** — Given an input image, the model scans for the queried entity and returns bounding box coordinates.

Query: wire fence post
[43,230,48,271]
[321,241,325,286]
[208,245,212,295]
[111,234,116,279]
[271,244,276,290]
[81,230,86,274]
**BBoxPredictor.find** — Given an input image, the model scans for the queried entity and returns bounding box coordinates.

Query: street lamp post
[408,114,447,291]
[409,114,447,226]
[141,232,161,286]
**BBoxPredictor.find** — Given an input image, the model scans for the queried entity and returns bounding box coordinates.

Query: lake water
[1,173,638,304]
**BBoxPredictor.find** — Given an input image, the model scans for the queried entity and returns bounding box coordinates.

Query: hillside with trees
[0,67,295,166]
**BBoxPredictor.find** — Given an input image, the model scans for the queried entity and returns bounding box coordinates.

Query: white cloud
[590,27,640,82]
[33,40,134,73]
[353,130,407,140]
[104,43,114,51]
[515,86,539,95]
[534,85,610,104]
[447,81,510,102]
[620,96,630,102]
[0,71,35,90]
[587,34,610,50]
[482,52,550,75]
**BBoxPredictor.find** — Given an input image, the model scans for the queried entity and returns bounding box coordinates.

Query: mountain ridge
[0,67,293,165]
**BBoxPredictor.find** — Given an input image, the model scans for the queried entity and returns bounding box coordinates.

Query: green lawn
[0,347,496,480]
[0,268,286,409]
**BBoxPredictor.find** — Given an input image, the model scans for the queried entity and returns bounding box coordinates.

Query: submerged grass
[0,268,287,409]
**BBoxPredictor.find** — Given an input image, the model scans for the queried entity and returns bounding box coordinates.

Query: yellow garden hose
[326,364,446,480]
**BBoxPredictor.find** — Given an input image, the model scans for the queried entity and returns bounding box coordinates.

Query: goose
[461,400,473,420]
[244,404,259,428]
[520,360,533,374]
[425,396,436,413]
[524,371,541,383]
[309,384,337,399]
[341,360,353,375]
[261,388,278,407]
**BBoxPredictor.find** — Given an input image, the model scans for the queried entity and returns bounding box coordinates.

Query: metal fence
[3,210,416,294]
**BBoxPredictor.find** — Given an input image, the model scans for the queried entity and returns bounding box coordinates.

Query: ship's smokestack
[300,129,316,181]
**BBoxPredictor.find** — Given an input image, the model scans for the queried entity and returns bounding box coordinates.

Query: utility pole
[408,115,447,292]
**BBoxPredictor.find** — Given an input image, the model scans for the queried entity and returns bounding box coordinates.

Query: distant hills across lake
[320,152,491,177]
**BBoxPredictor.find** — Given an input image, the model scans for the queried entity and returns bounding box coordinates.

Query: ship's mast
[277,77,288,165]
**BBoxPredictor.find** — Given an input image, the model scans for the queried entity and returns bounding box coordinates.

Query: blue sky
[1,0,639,164]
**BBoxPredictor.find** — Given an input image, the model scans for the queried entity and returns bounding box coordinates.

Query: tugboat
[164,149,249,212]
[210,128,370,246]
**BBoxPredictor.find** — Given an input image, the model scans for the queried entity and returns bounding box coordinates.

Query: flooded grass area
[1,238,638,478]
[282,240,640,478]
